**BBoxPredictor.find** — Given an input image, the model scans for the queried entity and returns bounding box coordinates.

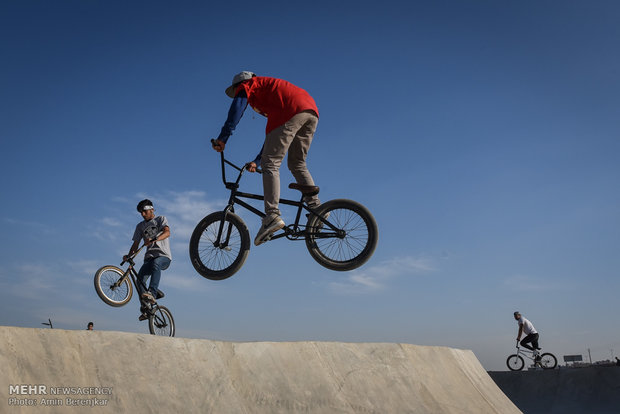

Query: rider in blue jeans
[514,311,542,361]
[124,199,172,320]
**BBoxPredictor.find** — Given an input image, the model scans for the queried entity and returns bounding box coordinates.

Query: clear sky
[1,0,618,371]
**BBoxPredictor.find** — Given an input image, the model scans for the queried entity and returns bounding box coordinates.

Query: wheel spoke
[97,269,130,304]
[312,206,370,264]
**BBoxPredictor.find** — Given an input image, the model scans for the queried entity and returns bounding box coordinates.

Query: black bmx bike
[189,146,378,280]
[94,244,175,337]
[506,341,557,370]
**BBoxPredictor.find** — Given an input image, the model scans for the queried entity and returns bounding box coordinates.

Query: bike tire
[540,353,557,369]
[305,199,378,271]
[94,266,133,307]
[149,305,175,337]
[189,211,250,280]
[506,354,524,371]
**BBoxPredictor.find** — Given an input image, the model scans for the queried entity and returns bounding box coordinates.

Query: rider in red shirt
[213,72,321,245]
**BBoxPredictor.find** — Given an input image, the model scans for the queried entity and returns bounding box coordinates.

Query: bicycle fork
[214,206,235,251]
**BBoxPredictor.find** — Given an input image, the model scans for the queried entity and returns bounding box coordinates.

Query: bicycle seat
[288,183,320,197]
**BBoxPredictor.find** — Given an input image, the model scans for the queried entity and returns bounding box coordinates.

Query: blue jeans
[137,256,171,296]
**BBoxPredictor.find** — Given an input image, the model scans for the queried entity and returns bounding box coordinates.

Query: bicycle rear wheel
[94,266,133,307]
[506,354,524,371]
[189,211,250,280]
[149,305,175,337]
[305,199,378,271]
[540,353,557,369]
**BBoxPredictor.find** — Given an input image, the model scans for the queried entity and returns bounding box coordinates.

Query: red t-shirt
[234,77,319,133]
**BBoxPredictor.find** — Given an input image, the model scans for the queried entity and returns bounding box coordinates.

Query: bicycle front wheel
[149,305,175,337]
[506,354,524,371]
[94,266,133,307]
[540,353,557,369]
[189,211,250,280]
[305,199,378,271]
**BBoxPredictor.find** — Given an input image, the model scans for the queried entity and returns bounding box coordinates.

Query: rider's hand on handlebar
[211,139,225,153]
[246,162,258,172]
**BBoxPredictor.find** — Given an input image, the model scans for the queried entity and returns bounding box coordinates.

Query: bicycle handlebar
[120,243,148,266]
[210,139,263,185]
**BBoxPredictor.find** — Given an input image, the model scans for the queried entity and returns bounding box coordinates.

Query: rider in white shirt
[514,311,541,360]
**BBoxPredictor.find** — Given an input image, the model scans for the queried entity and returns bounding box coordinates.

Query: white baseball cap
[225,71,255,97]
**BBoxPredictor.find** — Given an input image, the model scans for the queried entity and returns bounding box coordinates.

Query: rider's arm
[152,226,170,243]
[252,143,264,168]
[517,324,523,341]
[216,90,248,144]
[126,240,140,258]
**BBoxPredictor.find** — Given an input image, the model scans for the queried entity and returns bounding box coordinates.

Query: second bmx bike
[94,244,175,337]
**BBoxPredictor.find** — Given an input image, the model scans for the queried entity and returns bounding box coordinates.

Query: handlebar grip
[211,138,223,150]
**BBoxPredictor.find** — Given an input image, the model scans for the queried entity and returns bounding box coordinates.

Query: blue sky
[1,0,618,371]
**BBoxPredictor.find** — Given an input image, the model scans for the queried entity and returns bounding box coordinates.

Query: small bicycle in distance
[94,244,175,337]
[188,142,378,280]
[506,341,557,370]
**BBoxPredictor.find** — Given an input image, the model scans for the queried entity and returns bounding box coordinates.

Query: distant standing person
[514,311,542,361]
[124,199,172,319]
[86,322,94,330]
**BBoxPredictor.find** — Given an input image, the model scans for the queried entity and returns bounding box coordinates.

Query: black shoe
[138,313,148,321]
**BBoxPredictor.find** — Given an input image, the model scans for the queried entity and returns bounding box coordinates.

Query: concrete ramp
[1,326,520,413]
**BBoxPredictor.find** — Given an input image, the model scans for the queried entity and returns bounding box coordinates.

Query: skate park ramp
[489,366,620,414]
[1,326,520,413]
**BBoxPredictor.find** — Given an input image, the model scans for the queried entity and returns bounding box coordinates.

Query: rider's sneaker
[141,291,156,304]
[138,313,149,321]
[254,216,285,246]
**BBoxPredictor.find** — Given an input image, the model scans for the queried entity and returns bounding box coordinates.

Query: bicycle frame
[514,344,539,362]
[214,151,342,244]
[118,245,155,305]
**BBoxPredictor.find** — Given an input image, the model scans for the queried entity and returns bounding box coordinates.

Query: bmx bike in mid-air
[189,144,378,280]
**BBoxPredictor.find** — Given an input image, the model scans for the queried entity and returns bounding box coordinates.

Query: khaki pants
[261,110,319,223]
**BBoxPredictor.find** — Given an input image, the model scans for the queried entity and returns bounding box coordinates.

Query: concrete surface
[1,326,521,413]
[489,366,620,414]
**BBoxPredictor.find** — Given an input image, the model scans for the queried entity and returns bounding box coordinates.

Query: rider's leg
[146,256,170,296]
[136,260,153,296]
[261,113,307,220]
[287,112,320,208]
[520,334,536,351]
[531,333,541,350]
